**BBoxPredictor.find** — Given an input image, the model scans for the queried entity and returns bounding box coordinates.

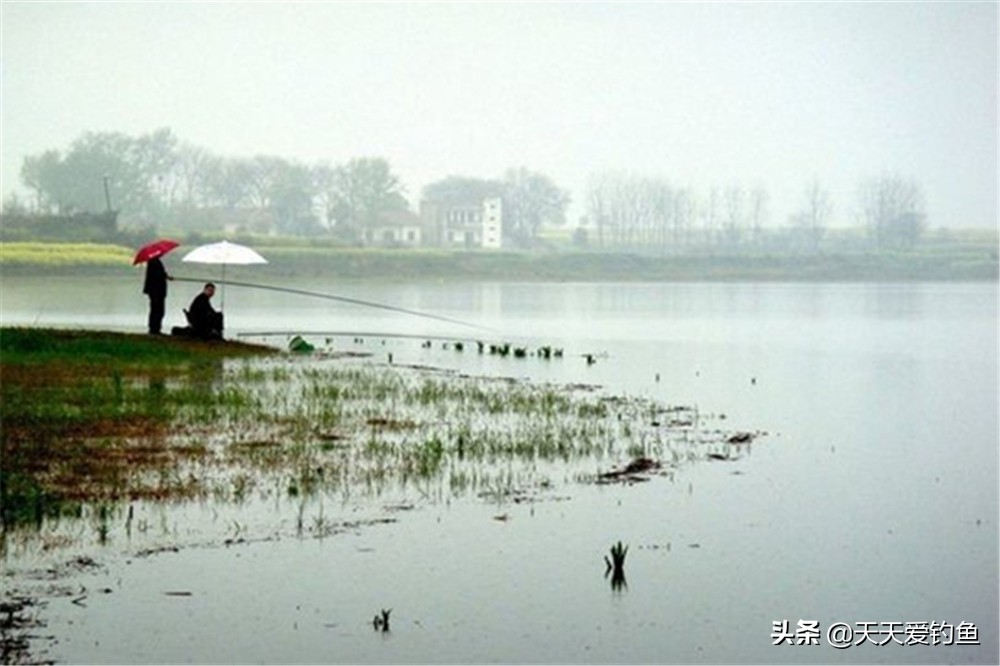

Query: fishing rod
[172,276,491,331]
[235,330,481,342]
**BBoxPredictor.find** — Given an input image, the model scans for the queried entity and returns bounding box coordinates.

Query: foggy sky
[2,1,997,229]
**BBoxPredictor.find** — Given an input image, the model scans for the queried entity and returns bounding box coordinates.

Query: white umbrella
[182,240,267,309]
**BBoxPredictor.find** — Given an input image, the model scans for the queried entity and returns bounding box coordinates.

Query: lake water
[1,276,997,664]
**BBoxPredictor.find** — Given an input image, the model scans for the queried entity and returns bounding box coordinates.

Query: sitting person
[173,282,224,339]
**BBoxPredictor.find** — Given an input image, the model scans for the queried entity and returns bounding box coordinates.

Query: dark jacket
[188,292,222,334]
[143,258,168,298]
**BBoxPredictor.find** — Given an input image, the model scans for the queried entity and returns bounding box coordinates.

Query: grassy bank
[0,328,274,527]
[2,238,996,281]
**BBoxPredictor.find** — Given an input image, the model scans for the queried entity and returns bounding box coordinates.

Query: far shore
[1,238,997,282]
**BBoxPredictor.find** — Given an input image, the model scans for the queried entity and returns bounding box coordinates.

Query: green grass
[0,327,269,366]
[1,328,275,526]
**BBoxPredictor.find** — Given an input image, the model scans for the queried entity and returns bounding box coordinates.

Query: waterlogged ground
[1,340,764,663]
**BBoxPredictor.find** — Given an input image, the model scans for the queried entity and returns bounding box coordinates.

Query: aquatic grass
[2,328,759,551]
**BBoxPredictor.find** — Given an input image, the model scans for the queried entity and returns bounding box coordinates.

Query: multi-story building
[420,197,503,249]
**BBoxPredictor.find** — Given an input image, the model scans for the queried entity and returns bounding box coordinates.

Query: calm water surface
[1,277,997,664]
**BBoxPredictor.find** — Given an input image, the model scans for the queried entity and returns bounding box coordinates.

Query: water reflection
[608,567,628,593]
[605,541,629,593]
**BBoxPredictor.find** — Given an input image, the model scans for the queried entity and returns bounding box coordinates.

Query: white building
[482,197,502,249]
[420,197,504,249]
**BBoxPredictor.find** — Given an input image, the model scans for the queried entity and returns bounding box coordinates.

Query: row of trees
[8,128,570,246]
[583,173,926,252]
[13,128,412,238]
[6,127,926,250]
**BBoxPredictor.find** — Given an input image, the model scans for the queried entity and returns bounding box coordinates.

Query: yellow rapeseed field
[0,242,132,266]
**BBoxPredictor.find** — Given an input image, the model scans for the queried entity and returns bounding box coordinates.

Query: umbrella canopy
[133,239,180,265]
[181,240,267,266]
[181,240,268,310]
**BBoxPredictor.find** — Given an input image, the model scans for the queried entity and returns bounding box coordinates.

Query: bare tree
[859,174,926,250]
[672,187,695,247]
[585,173,611,247]
[722,185,745,246]
[748,186,769,246]
[700,186,722,246]
[792,177,832,253]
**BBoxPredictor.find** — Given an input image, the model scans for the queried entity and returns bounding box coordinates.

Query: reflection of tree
[608,567,628,593]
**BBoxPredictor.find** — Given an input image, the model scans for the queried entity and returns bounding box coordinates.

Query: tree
[700,186,722,245]
[20,150,62,212]
[722,185,745,246]
[18,128,179,222]
[748,186,769,246]
[61,131,137,213]
[671,187,696,247]
[791,177,831,253]
[501,167,570,246]
[268,159,319,235]
[243,155,285,209]
[202,156,253,210]
[585,173,698,251]
[859,175,926,250]
[311,163,338,230]
[168,143,214,208]
[1,192,29,216]
[325,157,408,240]
[585,173,613,247]
[132,127,179,214]
[421,175,503,206]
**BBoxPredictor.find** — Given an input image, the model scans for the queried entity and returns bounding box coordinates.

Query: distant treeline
[6,127,945,253]
[1,211,119,243]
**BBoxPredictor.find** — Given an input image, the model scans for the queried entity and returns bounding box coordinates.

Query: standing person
[143,256,172,335]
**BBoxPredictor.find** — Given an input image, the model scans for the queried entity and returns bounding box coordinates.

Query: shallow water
[2,277,997,663]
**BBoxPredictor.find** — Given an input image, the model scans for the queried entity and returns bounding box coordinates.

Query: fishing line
[172,276,491,331]
[234,330,477,341]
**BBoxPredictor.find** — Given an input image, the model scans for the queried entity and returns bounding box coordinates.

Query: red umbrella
[133,239,180,265]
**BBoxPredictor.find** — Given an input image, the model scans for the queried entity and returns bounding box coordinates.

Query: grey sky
[2,1,997,228]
